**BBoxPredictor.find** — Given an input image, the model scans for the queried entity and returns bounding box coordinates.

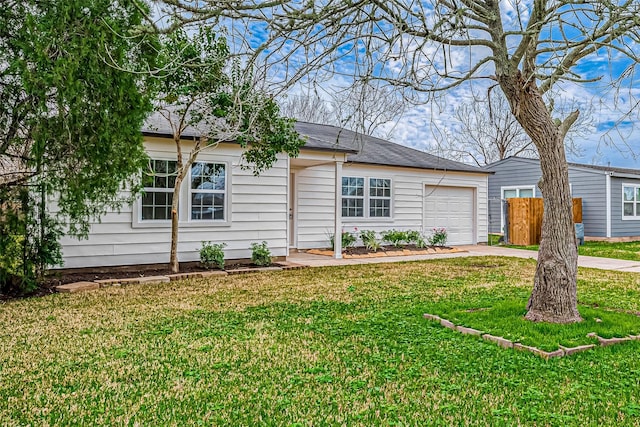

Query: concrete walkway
[287,245,640,273]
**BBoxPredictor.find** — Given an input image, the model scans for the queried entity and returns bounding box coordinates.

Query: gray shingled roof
[142,109,203,139]
[294,122,487,173]
[141,112,486,174]
[485,156,640,178]
[567,161,640,176]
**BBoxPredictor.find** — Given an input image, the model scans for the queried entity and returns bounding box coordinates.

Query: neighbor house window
[141,159,177,221]
[342,177,364,217]
[190,162,226,220]
[342,176,391,218]
[369,178,391,217]
[502,186,535,199]
[622,185,640,218]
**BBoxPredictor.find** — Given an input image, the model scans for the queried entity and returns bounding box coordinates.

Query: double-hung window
[342,176,391,218]
[342,177,364,217]
[141,159,177,221]
[368,178,391,217]
[190,162,226,220]
[622,185,640,218]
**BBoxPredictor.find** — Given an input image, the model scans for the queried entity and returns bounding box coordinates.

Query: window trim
[501,185,536,200]
[368,177,392,218]
[341,175,393,220]
[139,158,178,224]
[621,183,640,220]
[341,176,365,218]
[133,158,232,229]
[188,161,228,223]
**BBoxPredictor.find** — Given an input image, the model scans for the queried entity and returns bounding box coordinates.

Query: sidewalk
[287,245,640,273]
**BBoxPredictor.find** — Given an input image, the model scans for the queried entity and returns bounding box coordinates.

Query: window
[190,162,226,220]
[342,176,391,218]
[141,159,177,221]
[342,177,364,217]
[369,178,391,217]
[502,186,535,199]
[622,184,640,218]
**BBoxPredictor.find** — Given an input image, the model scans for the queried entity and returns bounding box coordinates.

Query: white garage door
[424,186,475,245]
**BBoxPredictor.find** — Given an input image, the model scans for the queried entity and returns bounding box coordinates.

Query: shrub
[407,230,428,248]
[381,229,409,248]
[1,188,63,294]
[406,230,426,247]
[428,228,448,247]
[251,241,272,266]
[329,230,357,251]
[200,241,226,269]
[359,229,381,252]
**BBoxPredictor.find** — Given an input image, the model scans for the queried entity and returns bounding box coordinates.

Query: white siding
[294,162,488,249]
[59,137,289,268]
[294,163,337,249]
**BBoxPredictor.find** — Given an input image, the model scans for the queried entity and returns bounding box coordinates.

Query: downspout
[605,172,611,238]
[334,161,343,259]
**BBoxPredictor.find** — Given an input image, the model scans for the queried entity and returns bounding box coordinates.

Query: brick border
[423,313,639,359]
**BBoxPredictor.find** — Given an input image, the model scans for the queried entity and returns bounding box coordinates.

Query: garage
[424,186,475,245]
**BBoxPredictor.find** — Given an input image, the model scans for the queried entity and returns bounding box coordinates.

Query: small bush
[406,230,426,247]
[329,230,357,251]
[359,229,381,252]
[251,241,272,266]
[200,241,226,269]
[381,229,409,248]
[428,228,448,247]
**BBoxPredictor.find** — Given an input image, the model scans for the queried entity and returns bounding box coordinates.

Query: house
[485,156,640,239]
[58,118,490,268]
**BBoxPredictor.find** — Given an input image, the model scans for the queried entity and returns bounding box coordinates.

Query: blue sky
[152,1,640,168]
[278,56,639,168]
[252,2,639,169]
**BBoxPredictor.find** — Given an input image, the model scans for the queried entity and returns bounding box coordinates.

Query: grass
[488,233,503,246]
[505,239,640,261]
[2,257,640,425]
[429,299,640,351]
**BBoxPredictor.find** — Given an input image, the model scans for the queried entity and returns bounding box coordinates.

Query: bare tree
[279,82,405,139]
[442,92,536,166]
[329,81,405,139]
[278,91,334,125]
[156,0,640,323]
[442,92,589,166]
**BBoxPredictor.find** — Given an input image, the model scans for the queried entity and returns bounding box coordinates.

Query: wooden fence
[507,198,582,246]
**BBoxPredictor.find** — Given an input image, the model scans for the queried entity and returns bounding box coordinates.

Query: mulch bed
[1,261,281,301]
[43,261,287,286]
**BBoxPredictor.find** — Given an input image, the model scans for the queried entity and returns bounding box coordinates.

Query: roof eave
[143,130,358,154]
[610,171,640,180]
[142,130,201,140]
[346,160,492,174]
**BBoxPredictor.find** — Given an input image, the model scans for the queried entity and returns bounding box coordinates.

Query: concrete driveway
[287,245,640,273]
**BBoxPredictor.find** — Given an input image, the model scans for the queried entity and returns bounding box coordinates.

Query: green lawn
[504,239,640,261]
[2,257,640,425]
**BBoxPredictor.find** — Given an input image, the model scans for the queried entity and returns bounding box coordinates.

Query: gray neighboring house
[485,156,640,239]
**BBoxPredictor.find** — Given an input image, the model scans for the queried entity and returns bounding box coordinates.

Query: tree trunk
[169,174,183,274]
[526,137,581,323]
[498,72,582,324]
